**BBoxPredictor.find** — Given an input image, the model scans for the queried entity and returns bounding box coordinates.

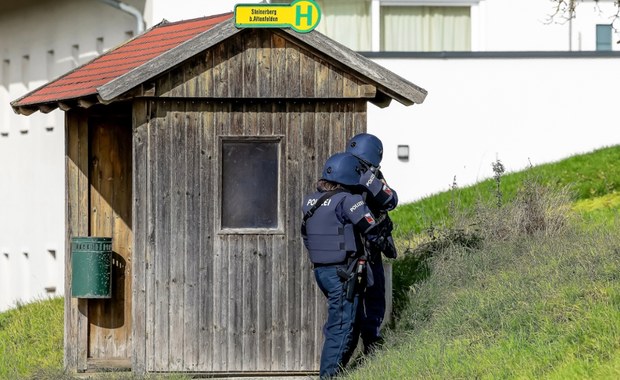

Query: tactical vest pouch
[306,224,348,264]
[308,248,348,264]
[343,224,357,252]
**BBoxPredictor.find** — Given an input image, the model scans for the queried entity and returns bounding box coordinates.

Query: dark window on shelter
[221,140,279,229]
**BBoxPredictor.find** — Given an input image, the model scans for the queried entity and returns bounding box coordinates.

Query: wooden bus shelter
[11,13,426,376]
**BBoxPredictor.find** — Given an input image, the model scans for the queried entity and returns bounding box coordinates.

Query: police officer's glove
[366,235,396,259]
[383,215,394,234]
[365,237,385,255]
[382,235,398,259]
[368,215,397,259]
[375,168,385,181]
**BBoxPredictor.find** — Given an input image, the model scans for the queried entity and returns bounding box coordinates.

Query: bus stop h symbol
[234,0,322,33]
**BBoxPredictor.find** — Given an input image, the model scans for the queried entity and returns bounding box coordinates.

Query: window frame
[287,0,480,51]
[376,0,478,51]
[380,0,479,5]
[377,2,472,52]
[217,135,285,235]
[596,24,612,51]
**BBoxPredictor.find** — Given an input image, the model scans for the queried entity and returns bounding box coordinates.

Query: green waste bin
[71,237,112,298]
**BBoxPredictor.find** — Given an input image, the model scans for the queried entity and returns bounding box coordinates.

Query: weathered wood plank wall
[65,109,90,372]
[154,30,375,101]
[88,116,133,360]
[128,27,370,373]
[132,99,366,373]
[63,23,395,376]
[132,100,148,374]
[66,108,134,372]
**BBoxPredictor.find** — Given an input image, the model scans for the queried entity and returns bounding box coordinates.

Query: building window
[21,55,30,87]
[381,5,470,51]
[315,0,372,51]
[221,138,280,230]
[71,44,80,68]
[2,59,10,89]
[96,38,104,55]
[397,144,410,161]
[596,24,612,51]
[278,0,474,51]
[46,50,55,80]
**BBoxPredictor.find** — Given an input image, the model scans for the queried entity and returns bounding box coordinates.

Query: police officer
[346,133,398,355]
[301,152,387,379]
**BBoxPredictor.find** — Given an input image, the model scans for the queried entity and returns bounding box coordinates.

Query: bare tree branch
[544,0,580,25]
[546,0,620,41]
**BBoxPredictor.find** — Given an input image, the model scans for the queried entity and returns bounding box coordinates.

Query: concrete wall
[477,0,620,51]
[370,54,620,202]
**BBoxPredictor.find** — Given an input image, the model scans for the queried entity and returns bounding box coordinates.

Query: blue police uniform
[344,132,399,356]
[302,187,381,378]
[356,168,398,354]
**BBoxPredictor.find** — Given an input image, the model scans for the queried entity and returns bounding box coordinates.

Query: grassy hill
[391,145,620,234]
[349,214,620,379]
[347,145,620,379]
[1,145,619,379]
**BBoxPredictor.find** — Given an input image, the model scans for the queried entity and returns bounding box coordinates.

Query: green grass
[573,192,620,229]
[0,294,187,379]
[346,145,620,379]
[391,145,620,234]
[348,224,620,379]
[0,299,189,379]
[0,297,64,379]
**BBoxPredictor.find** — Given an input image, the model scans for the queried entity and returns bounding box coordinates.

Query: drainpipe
[568,10,573,51]
[97,0,145,35]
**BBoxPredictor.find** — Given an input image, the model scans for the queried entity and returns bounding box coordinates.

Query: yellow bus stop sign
[235,0,321,33]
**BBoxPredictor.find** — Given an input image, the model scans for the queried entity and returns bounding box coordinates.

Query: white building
[1,0,619,311]
[0,0,146,312]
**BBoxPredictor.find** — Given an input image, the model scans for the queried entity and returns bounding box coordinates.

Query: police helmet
[346,133,383,167]
[321,152,362,186]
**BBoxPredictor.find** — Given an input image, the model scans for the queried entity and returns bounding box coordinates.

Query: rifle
[369,213,398,259]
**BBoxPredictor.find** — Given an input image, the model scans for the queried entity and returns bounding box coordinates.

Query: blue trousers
[360,254,385,353]
[314,265,360,379]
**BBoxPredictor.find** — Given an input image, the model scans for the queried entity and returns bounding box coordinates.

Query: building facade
[0,0,146,312]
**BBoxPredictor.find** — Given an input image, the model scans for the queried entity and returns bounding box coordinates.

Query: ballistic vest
[302,191,359,264]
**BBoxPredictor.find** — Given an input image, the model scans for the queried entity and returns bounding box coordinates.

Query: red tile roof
[13,13,233,107]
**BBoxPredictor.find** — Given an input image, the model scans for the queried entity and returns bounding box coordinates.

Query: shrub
[391,175,574,327]
[475,178,573,241]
